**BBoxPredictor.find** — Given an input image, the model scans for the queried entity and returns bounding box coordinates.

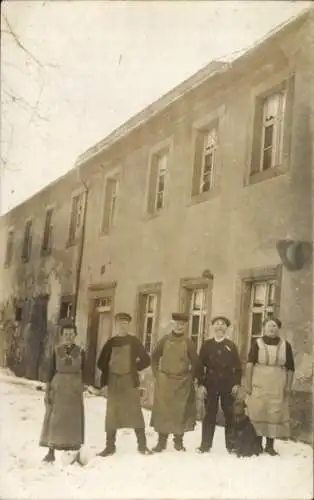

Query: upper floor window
[260,92,286,171]
[192,124,218,197]
[101,176,119,235]
[4,229,14,267]
[68,193,84,245]
[41,208,54,255]
[147,149,169,215]
[21,219,32,262]
[250,77,294,180]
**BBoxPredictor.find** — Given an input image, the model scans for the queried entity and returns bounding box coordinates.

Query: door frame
[85,282,116,386]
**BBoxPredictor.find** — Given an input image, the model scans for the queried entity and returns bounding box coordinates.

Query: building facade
[0,9,313,442]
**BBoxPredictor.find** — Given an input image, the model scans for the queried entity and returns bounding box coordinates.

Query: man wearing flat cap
[196,315,242,454]
[96,312,151,456]
[150,312,199,452]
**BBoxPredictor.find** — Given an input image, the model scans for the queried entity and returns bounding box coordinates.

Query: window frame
[237,265,282,360]
[41,206,54,256]
[247,74,295,185]
[59,295,75,322]
[179,276,213,352]
[136,282,162,353]
[68,191,85,246]
[145,137,173,218]
[21,218,33,263]
[259,90,286,172]
[4,227,14,267]
[100,170,120,236]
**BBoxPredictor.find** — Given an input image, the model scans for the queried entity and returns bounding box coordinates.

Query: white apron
[247,337,290,438]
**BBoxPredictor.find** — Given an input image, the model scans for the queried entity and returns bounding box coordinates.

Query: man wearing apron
[150,312,199,452]
[97,312,151,456]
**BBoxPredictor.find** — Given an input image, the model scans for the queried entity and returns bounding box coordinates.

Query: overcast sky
[1,0,311,214]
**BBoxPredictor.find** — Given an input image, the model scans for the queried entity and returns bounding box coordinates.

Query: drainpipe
[72,166,89,322]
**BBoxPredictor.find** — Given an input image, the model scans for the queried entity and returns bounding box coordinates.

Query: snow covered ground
[0,373,313,500]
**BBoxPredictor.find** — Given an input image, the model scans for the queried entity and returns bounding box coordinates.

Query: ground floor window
[137,283,161,353]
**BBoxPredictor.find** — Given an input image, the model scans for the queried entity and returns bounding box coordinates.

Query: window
[238,266,282,359]
[137,283,161,353]
[188,289,207,351]
[180,277,212,352]
[59,296,74,321]
[260,92,286,171]
[68,193,84,244]
[41,208,54,255]
[21,220,32,262]
[4,229,14,267]
[147,150,169,214]
[15,306,23,322]
[248,280,276,338]
[101,177,119,234]
[250,77,294,179]
[192,124,218,197]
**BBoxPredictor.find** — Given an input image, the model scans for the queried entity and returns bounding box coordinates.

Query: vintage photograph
[0,1,313,499]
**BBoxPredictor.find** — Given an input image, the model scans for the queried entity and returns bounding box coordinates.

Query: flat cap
[115,312,132,322]
[211,315,231,327]
[172,312,189,323]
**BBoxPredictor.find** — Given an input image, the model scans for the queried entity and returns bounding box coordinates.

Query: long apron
[247,338,290,438]
[40,346,84,450]
[105,344,145,431]
[151,336,196,435]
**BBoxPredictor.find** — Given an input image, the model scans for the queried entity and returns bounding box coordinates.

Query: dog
[231,393,261,458]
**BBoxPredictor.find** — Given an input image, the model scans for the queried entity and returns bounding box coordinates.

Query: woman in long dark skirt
[39,320,85,464]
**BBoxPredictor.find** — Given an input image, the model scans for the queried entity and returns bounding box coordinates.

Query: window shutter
[282,75,295,165]
[101,179,114,234]
[137,294,146,343]
[250,98,264,175]
[147,156,159,214]
[192,131,204,196]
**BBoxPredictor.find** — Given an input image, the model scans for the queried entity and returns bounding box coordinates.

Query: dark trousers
[201,390,234,450]
[106,428,147,450]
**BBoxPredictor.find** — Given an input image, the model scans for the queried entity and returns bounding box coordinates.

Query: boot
[134,428,152,455]
[173,434,186,452]
[43,448,55,463]
[256,436,263,454]
[196,444,211,453]
[152,433,168,453]
[97,431,116,457]
[265,438,279,456]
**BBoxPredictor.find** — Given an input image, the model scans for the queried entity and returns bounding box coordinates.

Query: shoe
[97,446,116,457]
[265,446,279,456]
[196,445,211,454]
[227,448,237,454]
[138,447,153,455]
[152,442,167,453]
[174,443,186,451]
[43,452,55,463]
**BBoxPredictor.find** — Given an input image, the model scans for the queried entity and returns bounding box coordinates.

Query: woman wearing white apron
[246,317,295,455]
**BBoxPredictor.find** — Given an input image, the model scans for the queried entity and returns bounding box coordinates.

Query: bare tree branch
[2,12,44,68]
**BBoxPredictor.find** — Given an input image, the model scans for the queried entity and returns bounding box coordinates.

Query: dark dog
[232,398,261,458]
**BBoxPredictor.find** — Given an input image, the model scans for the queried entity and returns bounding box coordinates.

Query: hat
[211,315,231,327]
[172,312,189,323]
[115,312,132,322]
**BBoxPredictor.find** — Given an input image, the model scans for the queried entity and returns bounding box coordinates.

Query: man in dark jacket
[96,312,152,456]
[150,312,199,452]
[196,315,242,453]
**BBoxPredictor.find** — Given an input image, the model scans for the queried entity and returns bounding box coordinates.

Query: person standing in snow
[150,312,199,452]
[97,312,152,456]
[39,320,85,464]
[196,316,242,453]
[246,317,295,455]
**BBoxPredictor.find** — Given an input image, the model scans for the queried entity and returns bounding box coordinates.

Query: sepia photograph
[0,1,313,499]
